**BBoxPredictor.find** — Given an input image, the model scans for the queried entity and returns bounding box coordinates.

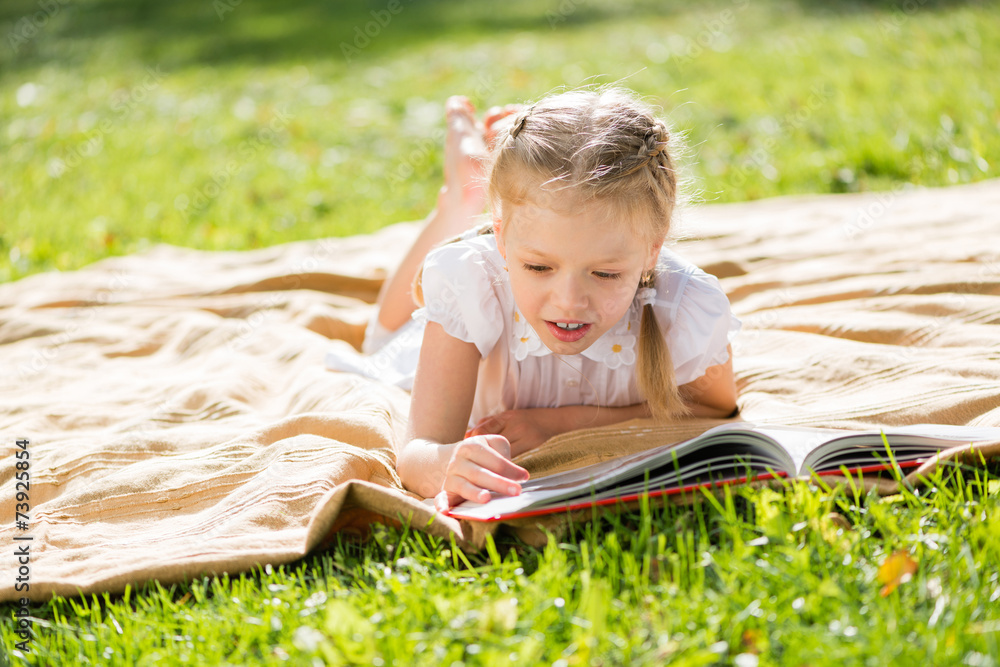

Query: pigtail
[631,122,688,420]
[635,271,690,422]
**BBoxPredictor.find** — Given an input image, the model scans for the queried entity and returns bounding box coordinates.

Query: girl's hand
[466,409,558,456]
[435,434,530,511]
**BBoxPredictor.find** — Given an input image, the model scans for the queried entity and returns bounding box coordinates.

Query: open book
[446,422,1000,522]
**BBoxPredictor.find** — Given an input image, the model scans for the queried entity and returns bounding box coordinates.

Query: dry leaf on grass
[878,550,918,597]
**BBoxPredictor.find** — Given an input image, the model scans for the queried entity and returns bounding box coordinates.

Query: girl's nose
[551,275,589,312]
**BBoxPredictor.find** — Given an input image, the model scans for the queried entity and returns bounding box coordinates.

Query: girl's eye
[594,271,621,280]
[522,263,549,273]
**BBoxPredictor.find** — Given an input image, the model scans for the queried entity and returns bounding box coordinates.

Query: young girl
[326,88,740,510]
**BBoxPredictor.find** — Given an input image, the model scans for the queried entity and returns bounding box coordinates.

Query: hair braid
[610,119,672,181]
[508,106,533,140]
[635,268,690,421]
[635,119,685,422]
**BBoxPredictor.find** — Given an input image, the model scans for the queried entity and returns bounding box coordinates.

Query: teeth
[555,322,584,330]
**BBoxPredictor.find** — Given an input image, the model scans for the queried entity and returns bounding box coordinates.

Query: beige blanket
[2,180,999,601]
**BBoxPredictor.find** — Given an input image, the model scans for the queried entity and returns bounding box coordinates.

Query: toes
[485,104,522,127]
[445,95,476,122]
[484,104,522,144]
[445,96,487,163]
[445,94,469,110]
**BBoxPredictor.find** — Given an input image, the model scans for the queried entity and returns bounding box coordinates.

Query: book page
[449,446,688,521]
[802,424,1000,472]
[448,423,793,521]
[876,424,1000,441]
[724,423,1000,474]
[746,424,849,474]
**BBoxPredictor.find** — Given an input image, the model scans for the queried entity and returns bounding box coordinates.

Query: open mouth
[545,320,592,343]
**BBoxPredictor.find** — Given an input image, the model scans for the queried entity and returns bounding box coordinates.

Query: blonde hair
[487,87,689,421]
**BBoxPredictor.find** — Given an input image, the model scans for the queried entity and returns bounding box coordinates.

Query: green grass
[2,0,999,282]
[3,0,1000,664]
[4,468,1000,665]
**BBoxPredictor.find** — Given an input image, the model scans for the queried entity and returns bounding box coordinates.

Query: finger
[444,461,523,503]
[451,457,526,495]
[468,417,502,437]
[454,442,529,482]
[477,435,530,480]
[441,476,493,505]
[436,490,465,511]
[476,433,511,457]
[437,489,483,510]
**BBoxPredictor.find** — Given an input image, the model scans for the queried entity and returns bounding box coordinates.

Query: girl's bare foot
[440,96,488,217]
[483,104,522,147]
[371,96,522,332]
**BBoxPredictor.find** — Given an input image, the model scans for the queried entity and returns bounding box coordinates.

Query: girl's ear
[646,238,665,272]
[493,216,506,258]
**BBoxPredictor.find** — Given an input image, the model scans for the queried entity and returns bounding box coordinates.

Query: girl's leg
[374,97,515,332]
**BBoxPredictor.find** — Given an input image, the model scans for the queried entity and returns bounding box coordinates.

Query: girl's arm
[468,346,739,449]
[467,403,652,451]
[396,321,529,505]
[679,345,737,418]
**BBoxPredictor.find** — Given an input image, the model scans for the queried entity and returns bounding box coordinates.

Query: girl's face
[495,198,662,356]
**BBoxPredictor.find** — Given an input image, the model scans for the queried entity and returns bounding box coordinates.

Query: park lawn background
[2,0,999,664]
[2,0,999,282]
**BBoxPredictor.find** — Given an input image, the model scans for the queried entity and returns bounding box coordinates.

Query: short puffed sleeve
[659,266,741,386]
[419,239,506,358]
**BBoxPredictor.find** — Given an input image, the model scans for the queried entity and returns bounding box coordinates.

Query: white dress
[325,232,741,426]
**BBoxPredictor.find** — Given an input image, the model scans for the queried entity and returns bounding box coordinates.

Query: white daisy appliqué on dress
[582,324,637,370]
[511,310,544,362]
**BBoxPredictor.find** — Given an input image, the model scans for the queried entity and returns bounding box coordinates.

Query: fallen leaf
[741,628,764,653]
[878,549,918,597]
